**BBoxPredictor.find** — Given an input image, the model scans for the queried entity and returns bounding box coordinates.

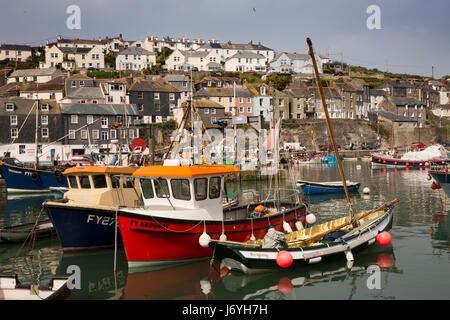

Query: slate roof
[67,86,104,99]
[9,68,63,78]
[226,51,266,61]
[129,79,181,93]
[118,46,156,56]
[164,74,189,82]
[59,103,139,115]
[0,97,59,114]
[373,110,417,122]
[196,87,253,98]
[390,97,426,106]
[0,44,32,51]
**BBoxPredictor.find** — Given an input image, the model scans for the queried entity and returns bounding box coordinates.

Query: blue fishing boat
[297,180,360,195]
[43,166,139,251]
[0,158,68,194]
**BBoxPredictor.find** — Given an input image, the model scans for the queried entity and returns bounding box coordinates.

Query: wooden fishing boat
[210,199,397,274]
[116,161,307,270]
[0,220,54,243]
[43,166,140,251]
[0,274,70,300]
[297,180,360,195]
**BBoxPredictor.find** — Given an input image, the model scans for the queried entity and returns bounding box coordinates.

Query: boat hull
[117,203,306,269]
[371,154,450,168]
[298,181,360,195]
[429,170,450,198]
[213,206,394,274]
[44,203,122,251]
[0,164,68,194]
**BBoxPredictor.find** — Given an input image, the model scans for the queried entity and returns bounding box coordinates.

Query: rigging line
[5,101,37,155]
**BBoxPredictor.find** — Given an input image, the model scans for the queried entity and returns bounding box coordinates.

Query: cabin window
[122,176,134,188]
[68,176,78,189]
[140,179,154,199]
[209,177,221,199]
[110,175,120,188]
[171,179,191,201]
[194,178,208,201]
[79,176,91,189]
[92,175,107,188]
[154,178,170,198]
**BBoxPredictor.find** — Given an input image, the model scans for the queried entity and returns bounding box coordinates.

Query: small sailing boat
[210,38,398,274]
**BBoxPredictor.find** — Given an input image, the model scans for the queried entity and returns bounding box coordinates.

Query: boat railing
[239,188,303,206]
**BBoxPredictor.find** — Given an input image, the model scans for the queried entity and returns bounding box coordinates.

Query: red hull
[118,207,306,264]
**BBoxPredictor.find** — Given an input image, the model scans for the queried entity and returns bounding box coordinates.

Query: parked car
[344,143,361,150]
[441,142,450,147]
[411,142,426,149]
[361,142,378,150]
[66,155,95,166]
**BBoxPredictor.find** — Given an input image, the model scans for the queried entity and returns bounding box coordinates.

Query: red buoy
[377,253,393,268]
[276,250,293,268]
[431,183,437,190]
[277,277,294,293]
[376,232,392,246]
[220,266,229,278]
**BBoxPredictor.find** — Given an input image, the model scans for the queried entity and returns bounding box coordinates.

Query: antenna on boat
[307,38,358,228]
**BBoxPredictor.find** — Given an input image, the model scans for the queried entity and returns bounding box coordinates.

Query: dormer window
[6,103,14,111]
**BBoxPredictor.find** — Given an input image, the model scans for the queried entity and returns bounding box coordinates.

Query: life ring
[31,172,41,183]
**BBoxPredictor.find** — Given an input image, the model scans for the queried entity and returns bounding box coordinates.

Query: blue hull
[0,164,68,193]
[430,171,450,198]
[44,204,122,251]
[300,183,360,195]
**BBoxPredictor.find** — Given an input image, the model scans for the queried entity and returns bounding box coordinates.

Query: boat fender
[198,232,211,248]
[219,233,227,241]
[345,249,354,262]
[295,220,304,231]
[250,233,256,241]
[307,257,322,264]
[306,212,317,225]
[254,205,265,213]
[200,279,212,295]
[283,221,293,233]
[426,175,432,181]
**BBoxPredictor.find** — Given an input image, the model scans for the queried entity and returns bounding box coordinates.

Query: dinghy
[0,220,55,243]
[297,180,360,195]
[210,199,398,274]
[0,274,70,300]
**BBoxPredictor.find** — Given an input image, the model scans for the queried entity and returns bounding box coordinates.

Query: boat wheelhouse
[43,166,140,251]
[117,161,307,271]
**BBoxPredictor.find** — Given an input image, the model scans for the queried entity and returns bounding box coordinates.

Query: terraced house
[165,49,223,71]
[128,79,182,123]
[0,44,32,62]
[195,86,254,117]
[116,47,157,71]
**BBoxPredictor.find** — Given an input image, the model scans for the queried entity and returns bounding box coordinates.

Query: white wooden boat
[0,274,70,300]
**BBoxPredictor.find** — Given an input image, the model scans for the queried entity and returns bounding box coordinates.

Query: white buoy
[199,232,211,248]
[283,221,293,233]
[250,233,256,241]
[295,219,304,231]
[306,212,317,225]
[363,187,370,194]
[219,233,227,241]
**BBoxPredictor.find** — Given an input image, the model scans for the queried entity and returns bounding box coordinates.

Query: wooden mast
[307,38,358,228]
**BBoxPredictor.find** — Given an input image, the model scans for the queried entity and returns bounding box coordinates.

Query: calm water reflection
[0,161,449,299]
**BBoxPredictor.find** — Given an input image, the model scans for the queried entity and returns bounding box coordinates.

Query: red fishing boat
[117,161,307,270]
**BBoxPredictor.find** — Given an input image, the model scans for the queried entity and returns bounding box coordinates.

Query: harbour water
[0,161,449,300]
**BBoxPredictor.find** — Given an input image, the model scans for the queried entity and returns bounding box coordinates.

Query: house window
[87,115,94,124]
[138,104,144,111]
[137,92,143,99]
[247,98,251,103]
[211,108,216,114]
[204,108,209,114]
[42,128,49,138]
[239,107,244,113]
[81,130,88,140]
[41,103,49,111]
[129,129,135,139]
[101,131,109,140]
[10,115,18,126]
[79,81,84,87]
[169,93,175,101]
[154,93,160,100]
[6,103,14,111]
[41,115,48,125]
[247,107,252,113]
[101,117,108,128]
[19,145,25,154]
[155,103,161,112]
[92,130,99,140]
[11,128,18,138]
[107,96,113,103]
[92,100,98,104]
[68,130,76,139]
[71,115,78,124]
[110,129,117,139]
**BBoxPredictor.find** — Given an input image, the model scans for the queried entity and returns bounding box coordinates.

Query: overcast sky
[1,0,449,78]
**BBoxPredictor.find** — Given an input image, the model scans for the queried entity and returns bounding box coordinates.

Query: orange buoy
[254,205,265,213]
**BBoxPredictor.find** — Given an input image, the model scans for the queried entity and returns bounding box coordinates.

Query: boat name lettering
[130,219,169,230]
[87,214,115,226]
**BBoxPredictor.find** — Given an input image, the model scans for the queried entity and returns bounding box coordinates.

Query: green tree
[104,51,116,69]
[265,75,291,91]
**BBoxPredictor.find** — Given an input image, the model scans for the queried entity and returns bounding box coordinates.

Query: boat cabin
[132,161,240,221]
[62,166,140,208]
